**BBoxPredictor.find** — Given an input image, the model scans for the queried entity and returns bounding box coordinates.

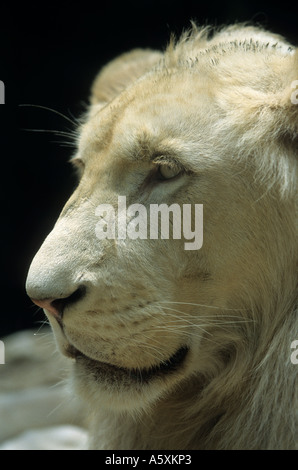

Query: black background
[0,1,297,336]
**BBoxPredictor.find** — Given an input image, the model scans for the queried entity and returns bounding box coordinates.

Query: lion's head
[26,25,297,449]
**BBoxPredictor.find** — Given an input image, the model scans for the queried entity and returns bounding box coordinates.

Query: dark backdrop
[0,1,297,336]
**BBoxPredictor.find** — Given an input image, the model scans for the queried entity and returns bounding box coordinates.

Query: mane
[158,24,298,201]
[164,23,295,67]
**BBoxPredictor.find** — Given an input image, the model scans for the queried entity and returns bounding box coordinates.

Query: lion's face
[26,28,298,413]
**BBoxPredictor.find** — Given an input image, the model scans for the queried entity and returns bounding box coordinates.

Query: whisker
[46,395,69,419]
[67,107,84,126]
[21,128,78,136]
[32,306,45,317]
[151,324,210,337]
[19,103,78,127]
[51,140,78,148]
[160,300,248,312]
[33,320,51,336]
[158,305,253,323]
[129,336,166,362]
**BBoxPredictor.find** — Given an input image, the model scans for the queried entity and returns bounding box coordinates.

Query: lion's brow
[128,140,198,173]
[126,135,183,163]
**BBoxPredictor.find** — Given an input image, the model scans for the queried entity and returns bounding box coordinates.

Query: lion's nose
[31,297,61,318]
[30,286,86,319]
[25,215,94,318]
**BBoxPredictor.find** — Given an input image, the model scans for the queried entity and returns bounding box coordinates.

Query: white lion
[26,24,298,449]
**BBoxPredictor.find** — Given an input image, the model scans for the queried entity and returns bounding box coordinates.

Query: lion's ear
[90,49,162,107]
[219,49,298,146]
[277,50,298,139]
[257,49,298,142]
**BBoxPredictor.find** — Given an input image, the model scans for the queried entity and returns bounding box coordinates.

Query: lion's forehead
[77,73,212,158]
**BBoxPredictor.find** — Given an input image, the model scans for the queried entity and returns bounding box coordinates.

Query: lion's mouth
[68,345,189,383]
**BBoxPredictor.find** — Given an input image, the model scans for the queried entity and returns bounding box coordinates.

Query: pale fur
[26,24,298,449]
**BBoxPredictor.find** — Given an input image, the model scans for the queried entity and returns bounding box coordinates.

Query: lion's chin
[69,344,189,385]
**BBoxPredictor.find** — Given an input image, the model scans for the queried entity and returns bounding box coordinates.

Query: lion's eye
[157,163,182,180]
